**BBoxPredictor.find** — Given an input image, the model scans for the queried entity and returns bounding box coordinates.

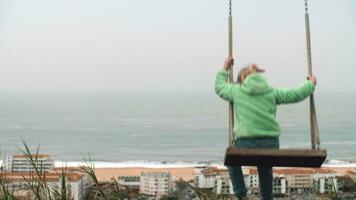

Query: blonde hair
[237,63,258,84]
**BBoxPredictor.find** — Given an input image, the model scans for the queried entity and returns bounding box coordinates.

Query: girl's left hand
[224,57,234,70]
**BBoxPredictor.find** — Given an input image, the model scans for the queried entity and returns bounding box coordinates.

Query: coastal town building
[194,166,355,198]
[195,167,234,195]
[316,176,338,194]
[215,173,233,194]
[274,169,314,194]
[140,171,172,198]
[118,175,140,189]
[0,170,92,200]
[195,166,254,195]
[195,167,219,189]
[245,169,259,195]
[273,175,287,194]
[274,168,340,195]
[313,171,338,194]
[286,174,313,193]
[3,154,54,172]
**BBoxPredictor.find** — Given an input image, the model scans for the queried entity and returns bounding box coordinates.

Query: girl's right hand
[307,75,317,85]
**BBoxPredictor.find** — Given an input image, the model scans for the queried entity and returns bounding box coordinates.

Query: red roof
[246,167,340,175]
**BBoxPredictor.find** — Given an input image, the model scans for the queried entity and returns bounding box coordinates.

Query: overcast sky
[0,0,355,93]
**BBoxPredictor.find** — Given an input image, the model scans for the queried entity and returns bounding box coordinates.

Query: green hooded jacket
[215,69,315,138]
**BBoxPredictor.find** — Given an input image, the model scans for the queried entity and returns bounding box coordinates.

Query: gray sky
[0,0,355,92]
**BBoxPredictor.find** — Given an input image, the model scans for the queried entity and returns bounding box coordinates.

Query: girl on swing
[215,58,317,200]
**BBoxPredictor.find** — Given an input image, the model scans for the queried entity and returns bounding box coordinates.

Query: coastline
[50,160,356,182]
[92,166,356,182]
[2,159,352,182]
[53,159,356,169]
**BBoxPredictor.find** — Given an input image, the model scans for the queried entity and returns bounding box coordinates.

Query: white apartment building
[246,168,289,195]
[4,154,54,172]
[246,168,260,195]
[276,168,315,194]
[313,173,338,194]
[140,172,172,198]
[215,174,233,194]
[273,175,287,194]
[286,174,314,193]
[195,167,219,188]
[196,167,255,195]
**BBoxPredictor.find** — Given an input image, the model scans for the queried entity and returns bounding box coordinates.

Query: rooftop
[0,172,85,182]
[141,171,171,178]
[12,154,51,159]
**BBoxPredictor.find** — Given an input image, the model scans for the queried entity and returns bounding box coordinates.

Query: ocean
[0,91,355,166]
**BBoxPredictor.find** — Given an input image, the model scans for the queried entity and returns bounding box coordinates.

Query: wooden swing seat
[224,147,327,167]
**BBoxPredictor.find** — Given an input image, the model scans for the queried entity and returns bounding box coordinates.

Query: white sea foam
[54,160,207,169]
[322,141,356,145]
[53,160,356,169]
[322,159,356,168]
[2,159,355,169]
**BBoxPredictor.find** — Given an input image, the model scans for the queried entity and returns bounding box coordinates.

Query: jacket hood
[241,73,269,95]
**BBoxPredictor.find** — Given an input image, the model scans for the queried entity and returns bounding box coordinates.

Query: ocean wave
[53,159,356,169]
[323,159,356,168]
[2,159,355,169]
[322,141,356,145]
[54,160,207,168]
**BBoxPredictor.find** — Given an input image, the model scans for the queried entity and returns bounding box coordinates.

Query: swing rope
[304,0,320,150]
[227,0,234,147]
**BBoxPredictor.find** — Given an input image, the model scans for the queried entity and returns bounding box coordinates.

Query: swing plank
[224,147,327,167]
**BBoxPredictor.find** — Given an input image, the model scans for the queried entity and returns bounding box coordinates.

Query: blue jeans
[228,137,279,200]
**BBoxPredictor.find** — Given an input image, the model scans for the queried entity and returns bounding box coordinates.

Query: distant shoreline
[52,159,356,169]
[91,165,356,182]
[3,159,356,169]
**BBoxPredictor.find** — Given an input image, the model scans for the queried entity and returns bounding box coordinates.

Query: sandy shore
[95,167,196,182]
